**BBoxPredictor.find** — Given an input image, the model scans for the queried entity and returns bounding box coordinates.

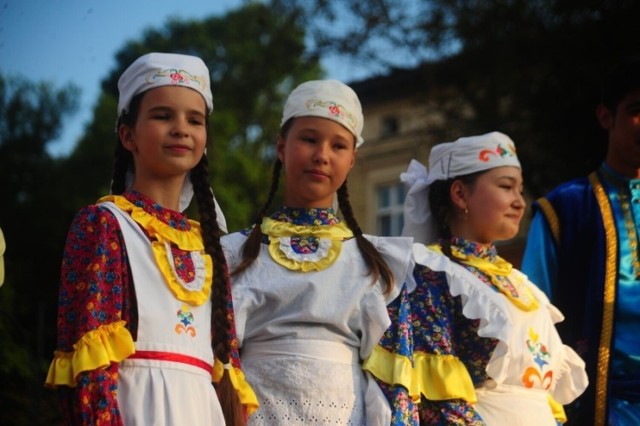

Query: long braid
[232,158,282,276]
[337,182,394,295]
[111,142,132,195]
[112,95,141,195]
[191,155,244,426]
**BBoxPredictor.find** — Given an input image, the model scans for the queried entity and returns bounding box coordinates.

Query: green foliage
[0,73,79,425]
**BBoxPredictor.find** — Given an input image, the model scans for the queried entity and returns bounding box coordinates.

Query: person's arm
[410,264,485,425]
[521,211,558,301]
[366,282,420,425]
[46,205,134,425]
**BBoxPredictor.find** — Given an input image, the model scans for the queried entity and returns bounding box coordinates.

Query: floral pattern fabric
[410,238,501,425]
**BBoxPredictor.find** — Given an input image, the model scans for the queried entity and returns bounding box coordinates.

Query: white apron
[102,202,225,426]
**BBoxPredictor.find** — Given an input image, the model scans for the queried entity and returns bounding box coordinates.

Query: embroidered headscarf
[117,52,213,116]
[281,79,365,148]
[401,131,521,243]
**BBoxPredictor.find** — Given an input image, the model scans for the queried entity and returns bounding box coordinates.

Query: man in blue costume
[522,57,640,426]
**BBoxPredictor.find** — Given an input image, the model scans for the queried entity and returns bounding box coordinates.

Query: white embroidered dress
[222,209,413,426]
[101,202,225,425]
[413,243,588,425]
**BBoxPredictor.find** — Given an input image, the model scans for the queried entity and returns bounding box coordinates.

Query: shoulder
[221,231,248,247]
[68,203,120,234]
[534,175,593,209]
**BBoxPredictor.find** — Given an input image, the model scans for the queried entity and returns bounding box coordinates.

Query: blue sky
[0,0,367,156]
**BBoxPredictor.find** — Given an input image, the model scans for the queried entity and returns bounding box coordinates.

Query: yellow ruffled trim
[212,359,260,415]
[363,345,420,401]
[261,218,353,239]
[45,321,135,387]
[363,346,477,403]
[428,244,539,312]
[414,350,477,403]
[267,238,343,272]
[262,218,354,272]
[152,240,213,306]
[100,195,213,306]
[98,195,204,250]
[548,394,567,424]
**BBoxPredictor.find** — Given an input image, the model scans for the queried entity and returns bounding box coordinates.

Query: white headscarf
[401,131,520,243]
[281,79,365,148]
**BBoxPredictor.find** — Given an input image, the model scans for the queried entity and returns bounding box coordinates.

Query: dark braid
[112,94,142,195]
[232,158,282,276]
[111,142,132,195]
[337,182,394,295]
[191,155,244,426]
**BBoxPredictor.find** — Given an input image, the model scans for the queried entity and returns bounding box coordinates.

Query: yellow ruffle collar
[429,243,539,311]
[99,195,212,305]
[261,217,354,272]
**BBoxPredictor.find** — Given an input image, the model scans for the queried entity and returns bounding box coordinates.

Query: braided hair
[114,91,244,425]
[234,118,394,295]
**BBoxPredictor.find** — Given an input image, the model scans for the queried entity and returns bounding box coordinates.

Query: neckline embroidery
[99,195,212,306]
[430,242,539,311]
[261,217,354,271]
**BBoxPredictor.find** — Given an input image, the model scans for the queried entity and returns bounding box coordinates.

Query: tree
[269,0,640,196]
[0,73,79,425]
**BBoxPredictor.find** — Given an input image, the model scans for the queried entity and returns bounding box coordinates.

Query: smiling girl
[221,80,415,425]
[395,132,588,425]
[45,52,255,425]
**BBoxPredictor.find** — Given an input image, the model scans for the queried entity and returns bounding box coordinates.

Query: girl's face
[119,86,207,186]
[277,116,356,208]
[450,166,525,244]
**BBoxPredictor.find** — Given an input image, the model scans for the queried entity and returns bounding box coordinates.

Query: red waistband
[128,350,213,374]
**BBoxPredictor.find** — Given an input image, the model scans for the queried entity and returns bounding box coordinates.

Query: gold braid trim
[589,171,617,426]
[537,197,561,247]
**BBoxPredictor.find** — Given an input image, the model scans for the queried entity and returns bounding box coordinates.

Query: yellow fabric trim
[212,359,260,415]
[537,197,561,247]
[151,240,213,305]
[45,321,135,387]
[267,238,343,272]
[363,345,419,401]
[589,171,617,426]
[413,351,477,403]
[261,218,353,239]
[100,195,213,306]
[548,394,567,424]
[262,218,354,272]
[98,195,204,250]
[428,244,539,311]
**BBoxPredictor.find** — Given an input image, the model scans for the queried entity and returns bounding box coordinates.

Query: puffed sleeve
[45,205,135,425]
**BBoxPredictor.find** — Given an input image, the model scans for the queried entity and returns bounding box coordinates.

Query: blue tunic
[522,163,640,425]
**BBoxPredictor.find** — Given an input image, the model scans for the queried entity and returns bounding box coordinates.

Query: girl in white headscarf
[390,132,588,425]
[45,52,256,425]
[222,79,416,425]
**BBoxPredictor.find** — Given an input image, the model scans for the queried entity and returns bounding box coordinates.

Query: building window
[381,116,399,137]
[376,183,405,236]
